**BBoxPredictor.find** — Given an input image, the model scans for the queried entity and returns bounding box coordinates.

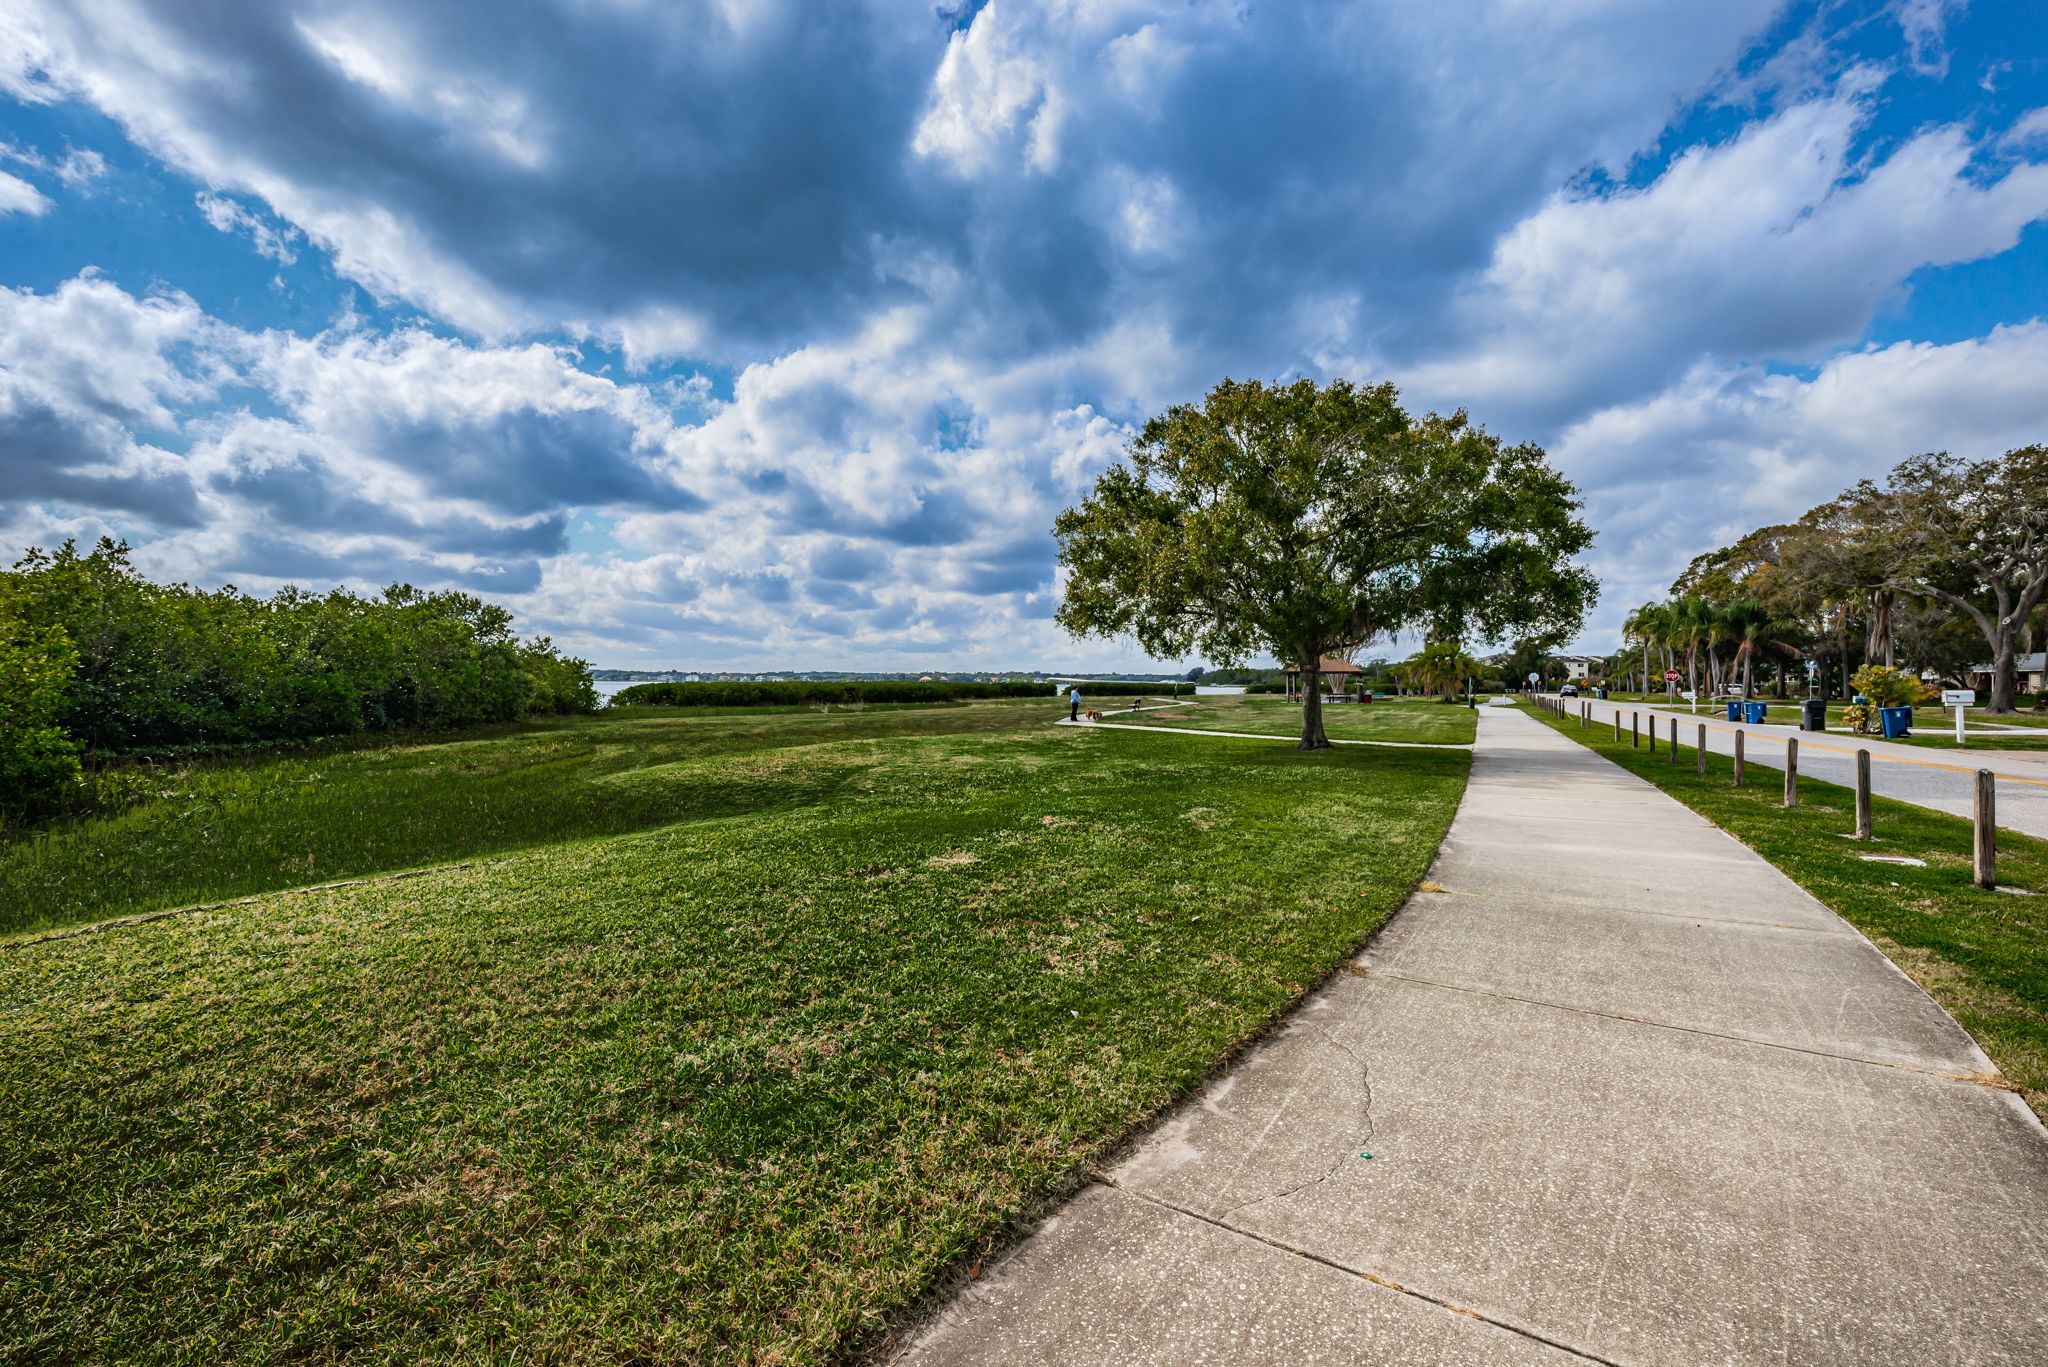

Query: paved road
[1559,694,2048,841]
[901,705,2048,1366]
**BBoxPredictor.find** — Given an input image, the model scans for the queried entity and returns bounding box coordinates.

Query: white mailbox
[1941,689,1976,706]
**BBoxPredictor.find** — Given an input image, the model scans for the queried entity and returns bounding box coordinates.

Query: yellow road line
[1583,704,2048,790]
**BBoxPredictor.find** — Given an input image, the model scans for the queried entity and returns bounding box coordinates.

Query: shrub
[1849,664,1921,711]
[0,606,83,820]
[3,539,597,757]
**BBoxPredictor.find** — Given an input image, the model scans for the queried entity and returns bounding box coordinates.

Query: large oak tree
[1867,447,2048,713]
[1053,378,1595,748]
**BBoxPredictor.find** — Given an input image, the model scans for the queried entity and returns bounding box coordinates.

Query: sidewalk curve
[900,705,2048,1366]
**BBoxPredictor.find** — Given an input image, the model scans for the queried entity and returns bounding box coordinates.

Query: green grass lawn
[1115,694,1477,745]
[0,712,1466,1364]
[1520,701,2047,1119]
[1,698,1079,941]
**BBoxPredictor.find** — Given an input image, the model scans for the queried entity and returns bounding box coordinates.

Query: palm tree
[1405,642,1481,699]
[1721,599,1802,699]
[1625,601,1677,695]
[1668,596,1718,700]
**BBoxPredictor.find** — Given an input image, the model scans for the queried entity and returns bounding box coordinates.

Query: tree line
[0,539,597,819]
[1622,446,2048,713]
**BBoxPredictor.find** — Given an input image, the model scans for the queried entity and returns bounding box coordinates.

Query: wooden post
[1668,717,1679,763]
[1783,736,1798,807]
[1632,713,1639,747]
[1733,729,1745,786]
[1974,770,1996,890]
[1697,724,1707,775]
[1854,750,1872,839]
[1648,716,1657,754]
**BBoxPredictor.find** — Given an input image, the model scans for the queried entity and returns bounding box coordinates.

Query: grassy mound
[0,715,1465,1364]
[3,698,1071,940]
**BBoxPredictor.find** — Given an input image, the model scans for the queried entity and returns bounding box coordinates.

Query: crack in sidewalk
[1214,1026,1375,1223]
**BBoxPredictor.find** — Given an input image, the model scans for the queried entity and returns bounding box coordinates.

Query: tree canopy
[1053,378,1595,747]
[0,539,599,823]
[1659,445,2048,712]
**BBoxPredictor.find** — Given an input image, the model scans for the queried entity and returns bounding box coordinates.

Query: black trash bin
[1801,698,1827,732]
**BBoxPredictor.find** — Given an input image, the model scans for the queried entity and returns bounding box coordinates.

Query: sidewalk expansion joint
[1097,1179,1631,1367]
[1349,967,2019,1092]
[1571,905,1839,934]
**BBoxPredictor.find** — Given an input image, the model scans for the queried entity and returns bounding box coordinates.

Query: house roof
[1282,656,1365,674]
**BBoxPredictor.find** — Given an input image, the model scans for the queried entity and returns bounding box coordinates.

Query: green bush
[1849,664,1921,711]
[3,539,597,758]
[0,604,82,819]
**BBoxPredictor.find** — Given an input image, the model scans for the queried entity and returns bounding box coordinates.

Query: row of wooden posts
[1533,694,2001,891]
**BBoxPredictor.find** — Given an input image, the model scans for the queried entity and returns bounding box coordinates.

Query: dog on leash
[1081,709,1104,722]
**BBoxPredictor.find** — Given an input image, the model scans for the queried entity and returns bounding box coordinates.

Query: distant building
[1967,652,2045,695]
[1555,655,1605,681]
[1281,656,1366,700]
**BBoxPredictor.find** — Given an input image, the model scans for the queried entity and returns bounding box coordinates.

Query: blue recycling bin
[1724,701,1742,722]
[1745,702,1767,725]
[1878,705,1913,739]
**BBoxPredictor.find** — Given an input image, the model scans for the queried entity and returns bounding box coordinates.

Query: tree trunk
[1299,663,1331,749]
[1990,637,2019,714]
[1843,610,1859,705]
[1869,591,1893,667]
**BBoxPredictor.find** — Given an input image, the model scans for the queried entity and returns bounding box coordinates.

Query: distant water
[592,679,646,702]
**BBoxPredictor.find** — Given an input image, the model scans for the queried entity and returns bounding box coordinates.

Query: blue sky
[2,0,2045,669]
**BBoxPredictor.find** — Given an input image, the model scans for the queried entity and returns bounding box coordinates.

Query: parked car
[1559,684,1579,697]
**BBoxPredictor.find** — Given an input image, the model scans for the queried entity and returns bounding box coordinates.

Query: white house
[1556,654,1605,681]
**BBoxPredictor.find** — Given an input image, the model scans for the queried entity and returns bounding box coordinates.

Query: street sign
[1663,670,1680,682]
[1681,690,1697,701]
[1526,672,1539,683]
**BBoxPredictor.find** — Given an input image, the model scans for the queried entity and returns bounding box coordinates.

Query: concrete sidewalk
[900,705,2048,1366]
[1570,694,2048,841]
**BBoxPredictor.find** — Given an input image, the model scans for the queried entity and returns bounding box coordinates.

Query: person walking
[1069,684,1081,721]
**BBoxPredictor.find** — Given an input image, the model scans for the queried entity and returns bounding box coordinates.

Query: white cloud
[1395,91,2048,425]
[195,192,299,264]
[1893,0,1965,75]
[0,167,49,214]
[6,1,2048,669]
[1558,324,2048,641]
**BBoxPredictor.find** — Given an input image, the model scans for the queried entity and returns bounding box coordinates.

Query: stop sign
[1663,670,1681,682]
